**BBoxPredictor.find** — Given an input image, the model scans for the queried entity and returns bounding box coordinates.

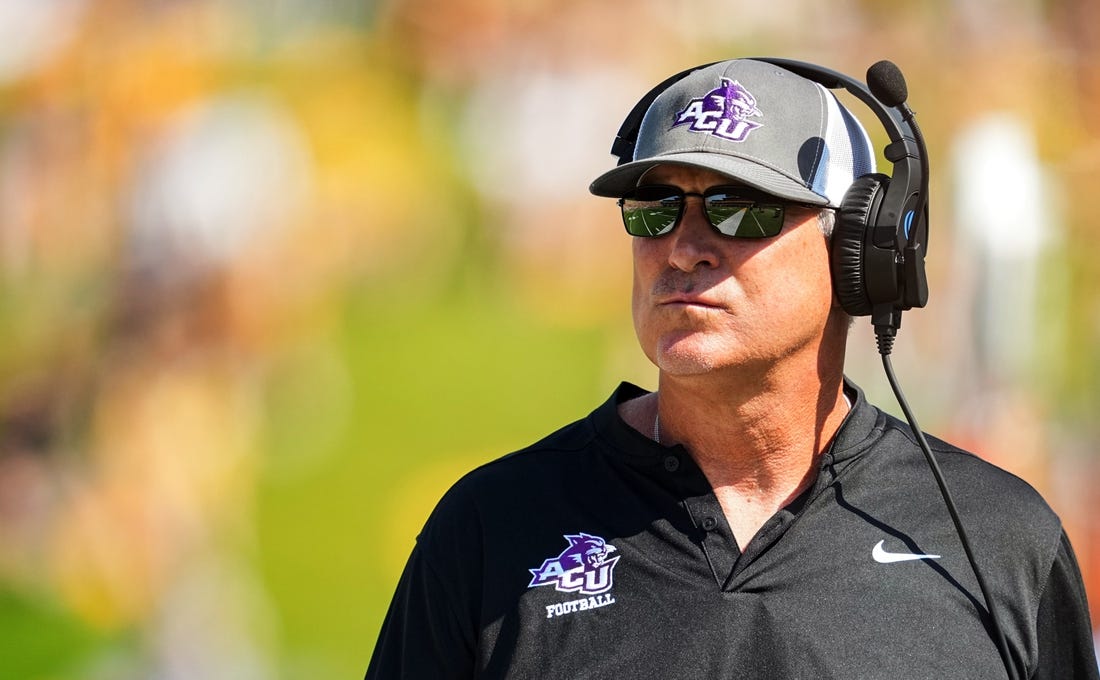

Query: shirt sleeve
[1032,529,1099,680]
[364,540,477,680]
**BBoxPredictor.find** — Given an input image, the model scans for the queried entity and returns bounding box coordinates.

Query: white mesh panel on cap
[813,85,876,206]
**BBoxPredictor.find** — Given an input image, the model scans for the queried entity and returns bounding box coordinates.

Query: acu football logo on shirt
[673,77,763,142]
[528,533,620,596]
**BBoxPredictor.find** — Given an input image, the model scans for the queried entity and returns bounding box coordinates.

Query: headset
[609,59,1019,680]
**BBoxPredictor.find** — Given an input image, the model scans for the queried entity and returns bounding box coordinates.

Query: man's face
[630,164,839,377]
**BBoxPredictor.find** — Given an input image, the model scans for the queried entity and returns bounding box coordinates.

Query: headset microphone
[869,60,931,324]
[829,59,930,343]
[866,59,908,107]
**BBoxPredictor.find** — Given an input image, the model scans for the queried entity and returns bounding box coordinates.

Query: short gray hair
[818,208,837,240]
[814,208,855,326]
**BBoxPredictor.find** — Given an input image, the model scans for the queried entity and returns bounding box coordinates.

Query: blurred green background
[1,0,1099,677]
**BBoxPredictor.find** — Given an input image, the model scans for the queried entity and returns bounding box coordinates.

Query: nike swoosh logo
[872,540,941,564]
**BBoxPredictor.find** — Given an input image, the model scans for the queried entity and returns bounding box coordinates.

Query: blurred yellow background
[1,0,1098,677]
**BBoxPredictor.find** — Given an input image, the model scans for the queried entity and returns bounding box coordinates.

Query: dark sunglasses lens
[621,187,683,237]
[705,192,785,238]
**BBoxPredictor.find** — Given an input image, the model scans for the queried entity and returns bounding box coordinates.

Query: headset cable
[876,328,1019,680]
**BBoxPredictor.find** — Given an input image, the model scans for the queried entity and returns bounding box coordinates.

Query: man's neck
[621,356,850,548]
[657,366,847,479]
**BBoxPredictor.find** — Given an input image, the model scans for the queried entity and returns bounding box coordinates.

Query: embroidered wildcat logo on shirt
[528,533,620,595]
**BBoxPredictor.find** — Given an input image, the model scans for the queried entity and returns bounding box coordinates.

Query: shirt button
[701,516,718,531]
[662,455,680,472]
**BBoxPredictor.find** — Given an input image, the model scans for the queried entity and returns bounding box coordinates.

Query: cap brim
[588,152,830,206]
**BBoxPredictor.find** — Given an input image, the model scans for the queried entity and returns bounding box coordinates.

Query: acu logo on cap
[673,77,763,143]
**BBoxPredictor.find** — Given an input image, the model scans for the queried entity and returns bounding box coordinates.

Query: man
[366,59,1098,679]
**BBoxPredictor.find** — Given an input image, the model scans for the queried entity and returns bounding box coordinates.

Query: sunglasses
[618,185,813,238]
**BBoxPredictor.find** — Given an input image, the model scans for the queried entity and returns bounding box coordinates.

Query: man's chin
[653,336,733,376]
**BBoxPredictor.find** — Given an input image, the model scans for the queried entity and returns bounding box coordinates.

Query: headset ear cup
[831,173,890,316]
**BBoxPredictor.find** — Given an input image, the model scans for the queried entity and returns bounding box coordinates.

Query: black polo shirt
[366,382,1098,679]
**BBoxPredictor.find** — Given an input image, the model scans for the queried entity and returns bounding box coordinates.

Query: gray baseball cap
[590,59,875,207]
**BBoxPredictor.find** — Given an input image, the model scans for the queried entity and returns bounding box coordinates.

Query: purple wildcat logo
[528,533,620,596]
[674,77,763,142]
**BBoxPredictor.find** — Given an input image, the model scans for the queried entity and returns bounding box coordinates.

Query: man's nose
[667,196,720,271]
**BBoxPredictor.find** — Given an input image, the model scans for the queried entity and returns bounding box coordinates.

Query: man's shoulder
[867,406,1041,489]
[860,404,1063,549]
[457,415,600,493]
[882,408,1052,508]
[432,383,645,510]
[415,410,609,537]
